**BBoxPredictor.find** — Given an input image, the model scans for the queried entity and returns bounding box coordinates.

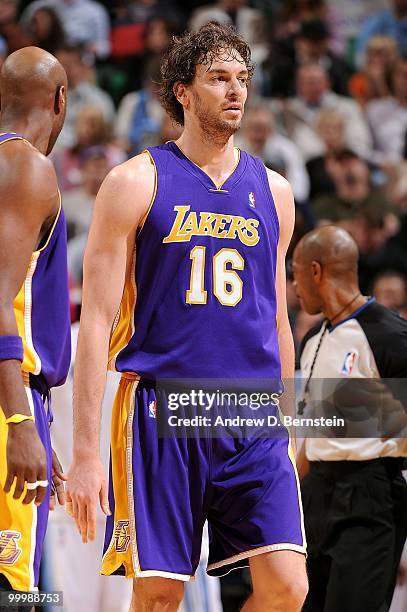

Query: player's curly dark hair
[159,22,254,126]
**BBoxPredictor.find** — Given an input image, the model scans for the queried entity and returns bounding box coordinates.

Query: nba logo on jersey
[341,351,357,376]
[149,400,157,418]
[248,191,256,208]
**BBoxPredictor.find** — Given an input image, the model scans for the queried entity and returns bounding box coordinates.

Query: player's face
[189,51,249,137]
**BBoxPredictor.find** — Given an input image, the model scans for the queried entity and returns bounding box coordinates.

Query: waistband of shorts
[309,457,406,478]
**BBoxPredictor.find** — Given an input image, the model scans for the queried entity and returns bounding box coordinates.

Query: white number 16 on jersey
[186,246,244,307]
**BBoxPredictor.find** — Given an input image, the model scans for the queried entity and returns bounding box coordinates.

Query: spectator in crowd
[349,35,399,107]
[53,105,127,192]
[366,58,407,165]
[294,225,407,612]
[132,16,179,90]
[107,13,180,101]
[25,6,66,54]
[55,44,115,149]
[277,63,372,161]
[0,0,33,53]
[386,135,407,209]
[325,0,388,54]
[237,104,310,203]
[264,18,351,97]
[114,57,164,154]
[121,0,181,23]
[372,270,407,310]
[306,108,349,198]
[0,35,7,68]
[272,0,345,57]
[189,0,267,65]
[333,207,407,295]
[63,145,110,239]
[21,0,111,59]
[311,150,393,223]
[356,0,407,65]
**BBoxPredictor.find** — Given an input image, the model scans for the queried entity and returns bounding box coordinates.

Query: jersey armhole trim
[0,135,26,146]
[137,150,158,235]
[258,163,280,239]
[34,190,62,254]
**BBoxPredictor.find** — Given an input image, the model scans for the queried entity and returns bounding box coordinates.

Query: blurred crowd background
[1,1,407,610]
[0,0,406,358]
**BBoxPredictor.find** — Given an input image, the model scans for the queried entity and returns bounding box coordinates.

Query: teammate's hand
[4,421,48,507]
[65,457,111,543]
[50,448,67,511]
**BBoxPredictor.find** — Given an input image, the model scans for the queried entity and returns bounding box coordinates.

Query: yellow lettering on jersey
[163,206,260,247]
[197,212,215,236]
[182,212,199,236]
[225,216,246,240]
[212,214,232,238]
[162,205,191,243]
[242,218,260,246]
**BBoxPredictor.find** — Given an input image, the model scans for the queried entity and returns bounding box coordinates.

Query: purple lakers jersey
[109,141,281,381]
[0,133,71,389]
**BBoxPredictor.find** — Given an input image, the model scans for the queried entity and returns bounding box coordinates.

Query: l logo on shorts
[114,520,130,553]
[0,530,22,566]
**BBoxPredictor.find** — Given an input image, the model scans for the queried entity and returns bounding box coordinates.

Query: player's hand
[4,420,48,507]
[50,449,67,511]
[65,457,111,543]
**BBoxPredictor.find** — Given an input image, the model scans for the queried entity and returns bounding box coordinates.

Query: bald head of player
[292,226,366,323]
[0,46,67,155]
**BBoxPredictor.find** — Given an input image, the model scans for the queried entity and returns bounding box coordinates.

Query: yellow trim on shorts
[0,389,38,591]
[101,376,194,581]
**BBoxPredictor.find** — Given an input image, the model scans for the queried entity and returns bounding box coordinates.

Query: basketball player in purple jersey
[0,48,71,595]
[67,23,308,611]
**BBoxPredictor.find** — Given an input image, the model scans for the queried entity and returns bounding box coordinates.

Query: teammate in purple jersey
[67,23,308,611]
[0,48,71,595]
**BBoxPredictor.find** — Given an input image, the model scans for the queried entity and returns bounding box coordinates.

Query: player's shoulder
[95,152,155,229]
[264,167,292,196]
[104,151,155,190]
[1,139,57,192]
[263,167,294,239]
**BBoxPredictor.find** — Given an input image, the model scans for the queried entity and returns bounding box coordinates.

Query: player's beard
[192,90,242,145]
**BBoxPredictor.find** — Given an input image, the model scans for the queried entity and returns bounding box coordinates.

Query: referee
[293,226,407,612]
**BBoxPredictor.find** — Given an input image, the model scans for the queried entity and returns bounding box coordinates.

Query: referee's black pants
[301,458,407,612]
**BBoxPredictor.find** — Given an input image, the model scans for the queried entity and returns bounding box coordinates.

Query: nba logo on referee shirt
[341,351,357,376]
[149,400,156,418]
[248,191,256,208]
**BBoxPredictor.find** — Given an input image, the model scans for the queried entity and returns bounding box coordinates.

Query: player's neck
[0,111,51,155]
[174,129,237,186]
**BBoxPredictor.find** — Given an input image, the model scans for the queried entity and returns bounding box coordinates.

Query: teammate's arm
[267,170,296,442]
[67,153,155,543]
[0,148,59,506]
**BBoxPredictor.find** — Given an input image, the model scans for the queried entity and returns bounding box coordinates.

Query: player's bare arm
[267,169,296,442]
[66,152,155,543]
[0,143,59,507]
